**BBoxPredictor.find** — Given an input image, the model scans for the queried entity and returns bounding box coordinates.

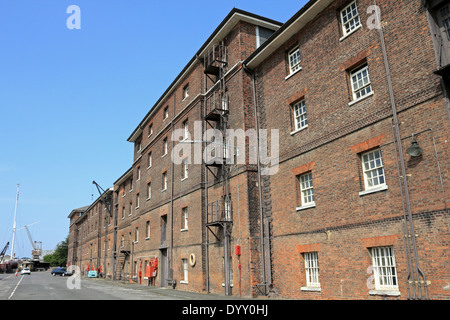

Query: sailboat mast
[11,184,19,260]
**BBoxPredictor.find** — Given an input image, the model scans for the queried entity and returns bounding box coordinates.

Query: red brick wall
[254,0,449,299]
[68,1,449,300]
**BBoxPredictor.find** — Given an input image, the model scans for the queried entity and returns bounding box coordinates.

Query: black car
[50,267,70,276]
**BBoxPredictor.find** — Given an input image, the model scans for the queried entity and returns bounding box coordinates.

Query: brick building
[68,0,450,300]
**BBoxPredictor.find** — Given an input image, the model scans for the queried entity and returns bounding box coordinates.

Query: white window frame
[302,251,320,290]
[148,123,153,137]
[181,207,188,231]
[221,257,234,287]
[181,259,188,283]
[340,1,361,37]
[370,246,399,292]
[162,172,168,191]
[163,138,168,157]
[134,227,139,243]
[147,152,152,169]
[145,221,150,239]
[288,46,301,75]
[224,197,232,221]
[181,159,189,180]
[349,64,373,103]
[183,84,189,100]
[135,193,140,209]
[146,182,151,200]
[361,149,386,192]
[183,120,189,141]
[297,172,315,210]
[164,107,169,120]
[292,99,308,132]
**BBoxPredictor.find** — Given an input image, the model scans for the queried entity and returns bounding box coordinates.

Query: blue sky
[0,0,306,258]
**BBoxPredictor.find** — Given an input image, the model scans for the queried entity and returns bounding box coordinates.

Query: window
[129,202,132,216]
[136,166,140,181]
[121,206,125,219]
[134,227,139,243]
[136,140,141,153]
[183,84,189,100]
[350,64,372,101]
[164,106,169,120]
[361,149,386,190]
[298,172,315,207]
[222,257,234,287]
[183,120,189,141]
[146,221,150,239]
[181,207,188,230]
[288,47,301,74]
[163,138,168,157]
[292,100,308,131]
[147,182,151,200]
[303,252,320,288]
[147,152,152,168]
[135,193,140,209]
[256,26,275,48]
[340,1,361,37]
[148,123,153,137]
[120,235,124,248]
[182,159,188,180]
[371,246,398,291]
[224,197,232,221]
[181,259,188,283]
[162,172,168,191]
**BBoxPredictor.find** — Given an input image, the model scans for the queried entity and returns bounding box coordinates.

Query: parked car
[21,267,31,275]
[50,267,70,276]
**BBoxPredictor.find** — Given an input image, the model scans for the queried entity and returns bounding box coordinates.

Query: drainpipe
[243,62,269,295]
[374,0,428,299]
[112,192,118,281]
[169,94,176,287]
[203,86,210,294]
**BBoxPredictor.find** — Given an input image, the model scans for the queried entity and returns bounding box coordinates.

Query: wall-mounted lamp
[406,135,423,157]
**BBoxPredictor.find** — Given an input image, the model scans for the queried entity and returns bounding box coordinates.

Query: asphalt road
[0,270,245,300]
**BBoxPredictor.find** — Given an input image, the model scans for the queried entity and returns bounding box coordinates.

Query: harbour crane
[17,222,42,260]
[0,242,9,264]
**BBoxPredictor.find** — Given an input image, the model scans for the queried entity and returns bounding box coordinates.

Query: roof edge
[127,8,283,143]
[244,0,334,69]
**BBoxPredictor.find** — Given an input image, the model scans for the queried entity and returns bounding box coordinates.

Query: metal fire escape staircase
[203,44,233,296]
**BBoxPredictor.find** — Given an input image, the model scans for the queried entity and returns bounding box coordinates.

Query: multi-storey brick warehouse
[68,0,450,300]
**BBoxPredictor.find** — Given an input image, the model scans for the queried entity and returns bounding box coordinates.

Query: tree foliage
[43,236,68,267]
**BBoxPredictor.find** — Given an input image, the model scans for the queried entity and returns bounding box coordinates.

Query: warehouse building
[68,0,450,300]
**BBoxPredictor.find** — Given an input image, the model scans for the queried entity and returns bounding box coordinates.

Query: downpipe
[375,0,428,299]
[243,62,271,295]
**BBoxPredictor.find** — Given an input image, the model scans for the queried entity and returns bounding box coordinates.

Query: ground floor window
[303,251,320,289]
[181,259,188,283]
[371,246,398,291]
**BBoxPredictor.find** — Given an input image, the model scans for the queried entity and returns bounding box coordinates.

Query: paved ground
[0,270,250,300]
